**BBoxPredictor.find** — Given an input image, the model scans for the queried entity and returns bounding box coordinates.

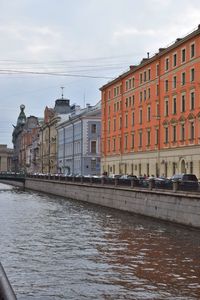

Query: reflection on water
[0,183,200,299]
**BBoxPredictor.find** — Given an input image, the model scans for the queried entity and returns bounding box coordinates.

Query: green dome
[17,104,26,125]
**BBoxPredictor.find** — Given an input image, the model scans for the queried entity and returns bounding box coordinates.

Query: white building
[57,102,101,176]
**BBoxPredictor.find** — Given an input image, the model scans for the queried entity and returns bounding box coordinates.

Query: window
[190,68,195,82]
[190,91,195,110]
[173,76,177,89]
[144,71,147,82]
[108,120,110,133]
[147,163,150,175]
[181,94,186,112]
[191,43,195,58]
[155,128,159,145]
[125,98,128,108]
[147,106,151,122]
[139,109,142,124]
[147,130,151,146]
[181,124,185,141]
[129,96,132,107]
[148,88,151,99]
[190,161,193,173]
[139,131,142,147]
[144,90,146,101]
[165,79,169,92]
[125,80,128,91]
[132,95,135,107]
[181,72,186,85]
[132,112,135,126]
[140,91,143,102]
[118,137,121,151]
[132,77,135,88]
[91,141,97,153]
[131,133,134,149]
[172,97,177,115]
[165,127,169,143]
[113,138,116,151]
[128,79,132,89]
[91,124,96,133]
[140,73,143,84]
[182,48,186,63]
[173,53,177,67]
[107,140,110,152]
[156,102,159,117]
[172,126,177,142]
[190,122,195,140]
[119,116,122,129]
[156,64,159,77]
[173,162,176,175]
[125,114,128,128]
[165,57,169,71]
[148,69,151,81]
[164,99,169,116]
[125,135,128,150]
[156,84,159,96]
[113,119,116,131]
[91,159,96,171]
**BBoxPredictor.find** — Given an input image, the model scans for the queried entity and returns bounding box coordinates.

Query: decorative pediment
[170,118,178,125]
[187,113,195,121]
[179,115,186,124]
[197,111,200,120]
[162,119,169,127]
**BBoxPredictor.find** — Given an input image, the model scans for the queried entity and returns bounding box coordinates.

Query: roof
[100,24,200,91]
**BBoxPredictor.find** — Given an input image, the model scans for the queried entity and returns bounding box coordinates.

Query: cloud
[113,28,156,39]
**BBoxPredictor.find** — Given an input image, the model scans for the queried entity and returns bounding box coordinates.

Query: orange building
[100,25,200,178]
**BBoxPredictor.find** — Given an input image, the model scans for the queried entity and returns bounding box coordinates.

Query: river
[0,182,200,299]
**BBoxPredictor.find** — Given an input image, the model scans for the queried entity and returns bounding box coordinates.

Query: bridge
[0,173,25,183]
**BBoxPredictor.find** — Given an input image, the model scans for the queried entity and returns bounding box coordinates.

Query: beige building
[38,97,74,174]
[0,145,13,172]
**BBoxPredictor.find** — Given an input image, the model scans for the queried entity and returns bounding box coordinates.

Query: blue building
[57,102,101,176]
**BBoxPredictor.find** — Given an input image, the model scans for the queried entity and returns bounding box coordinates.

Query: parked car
[118,175,139,186]
[154,176,172,189]
[171,174,199,191]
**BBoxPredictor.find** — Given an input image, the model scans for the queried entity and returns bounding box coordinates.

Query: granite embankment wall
[0,179,24,188]
[22,178,200,229]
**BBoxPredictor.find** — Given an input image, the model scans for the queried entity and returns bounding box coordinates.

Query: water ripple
[0,183,200,299]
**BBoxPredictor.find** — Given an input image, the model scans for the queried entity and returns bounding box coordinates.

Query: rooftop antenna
[61,86,64,99]
[83,91,86,108]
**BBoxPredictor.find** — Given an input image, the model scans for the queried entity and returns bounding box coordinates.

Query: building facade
[57,103,101,176]
[12,104,27,172]
[20,116,40,173]
[100,25,200,178]
[0,145,13,172]
[38,98,74,174]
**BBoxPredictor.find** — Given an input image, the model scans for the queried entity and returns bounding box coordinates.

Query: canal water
[0,183,200,300]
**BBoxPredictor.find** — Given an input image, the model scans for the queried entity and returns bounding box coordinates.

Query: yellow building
[0,145,13,172]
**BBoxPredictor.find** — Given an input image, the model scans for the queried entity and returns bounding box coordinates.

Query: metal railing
[27,174,200,194]
[0,263,17,300]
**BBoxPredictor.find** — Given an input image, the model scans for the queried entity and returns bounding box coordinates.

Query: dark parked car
[154,176,173,189]
[171,174,199,191]
[118,175,139,186]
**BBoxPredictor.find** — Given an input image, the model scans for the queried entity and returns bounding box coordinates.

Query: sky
[1,0,200,147]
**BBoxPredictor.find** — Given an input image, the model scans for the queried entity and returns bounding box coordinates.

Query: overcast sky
[1,0,200,147]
